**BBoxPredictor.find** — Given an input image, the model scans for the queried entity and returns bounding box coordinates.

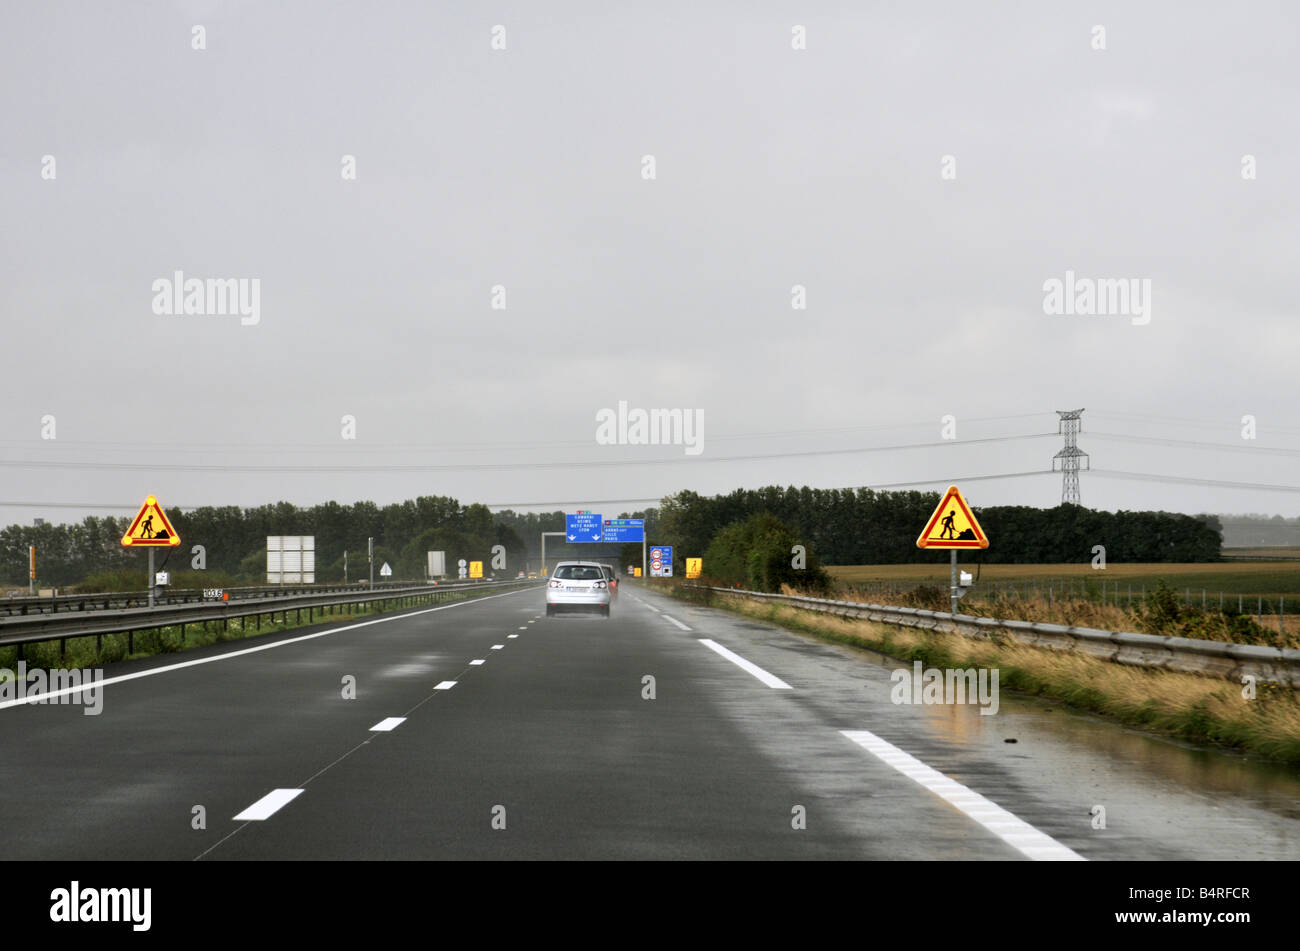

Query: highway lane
[0,583,1296,860]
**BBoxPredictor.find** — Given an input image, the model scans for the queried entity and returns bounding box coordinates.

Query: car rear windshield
[554,565,604,581]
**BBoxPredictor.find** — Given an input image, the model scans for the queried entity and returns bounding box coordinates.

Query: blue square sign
[603,519,645,543]
[565,512,603,543]
[649,545,673,577]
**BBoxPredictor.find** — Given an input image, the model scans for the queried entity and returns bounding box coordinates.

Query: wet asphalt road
[1,583,1296,860]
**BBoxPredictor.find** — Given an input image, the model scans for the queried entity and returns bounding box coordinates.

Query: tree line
[657,486,1222,564]
[0,485,1222,589]
[0,499,666,589]
[2,498,530,587]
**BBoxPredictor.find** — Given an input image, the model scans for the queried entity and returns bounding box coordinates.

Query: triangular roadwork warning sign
[917,485,989,550]
[121,495,181,547]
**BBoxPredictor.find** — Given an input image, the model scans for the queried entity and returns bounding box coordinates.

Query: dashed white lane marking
[434,680,457,690]
[519,626,527,629]
[0,586,532,712]
[491,644,505,650]
[233,788,304,821]
[469,660,485,666]
[840,730,1085,861]
[508,634,519,638]
[662,614,692,632]
[370,717,406,732]
[697,638,791,689]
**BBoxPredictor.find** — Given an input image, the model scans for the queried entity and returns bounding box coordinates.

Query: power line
[1090,410,1300,439]
[0,433,1057,474]
[1090,432,1300,456]
[0,471,1057,514]
[1091,470,1300,493]
[0,412,1052,456]
[12,467,1293,519]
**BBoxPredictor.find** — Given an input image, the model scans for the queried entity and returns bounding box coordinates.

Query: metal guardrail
[686,586,1300,687]
[0,578,503,616]
[0,579,540,656]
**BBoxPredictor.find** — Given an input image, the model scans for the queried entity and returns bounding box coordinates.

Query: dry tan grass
[834,587,1300,647]
[828,562,1294,582]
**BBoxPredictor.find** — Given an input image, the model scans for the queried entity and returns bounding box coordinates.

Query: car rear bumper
[546,590,611,607]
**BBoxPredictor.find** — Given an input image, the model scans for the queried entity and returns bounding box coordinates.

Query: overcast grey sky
[3,1,1299,526]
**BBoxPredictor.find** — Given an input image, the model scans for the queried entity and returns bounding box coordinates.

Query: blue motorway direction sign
[603,518,645,543]
[565,512,603,543]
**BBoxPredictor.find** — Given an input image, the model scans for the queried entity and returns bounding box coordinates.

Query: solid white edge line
[697,638,791,689]
[369,717,406,732]
[0,586,532,711]
[233,788,304,821]
[434,680,457,690]
[661,615,693,632]
[840,730,1084,861]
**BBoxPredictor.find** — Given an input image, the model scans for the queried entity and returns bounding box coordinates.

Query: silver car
[546,561,612,617]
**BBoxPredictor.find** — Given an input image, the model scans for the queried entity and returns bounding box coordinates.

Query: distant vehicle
[599,564,619,600]
[517,570,526,578]
[527,571,538,579]
[546,561,612,617]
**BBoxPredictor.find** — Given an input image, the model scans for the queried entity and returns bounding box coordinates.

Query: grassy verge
[0,588,491,679]
[834,580,1300,647]
[661,582,1300,768]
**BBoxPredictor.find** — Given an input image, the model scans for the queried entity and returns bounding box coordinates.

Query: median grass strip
[0,587,493,680]
[664,585,1300,768]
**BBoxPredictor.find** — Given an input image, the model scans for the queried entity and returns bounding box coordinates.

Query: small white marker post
[950,550,957,615]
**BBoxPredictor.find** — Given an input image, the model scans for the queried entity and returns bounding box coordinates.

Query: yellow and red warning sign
[916,485,989,550]
[121,495,181,547]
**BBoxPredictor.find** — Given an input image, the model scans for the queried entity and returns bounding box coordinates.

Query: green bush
[1136,580,1282,647]
[703,513,832,594]
[75,568,150,594]
[901,584,947,611]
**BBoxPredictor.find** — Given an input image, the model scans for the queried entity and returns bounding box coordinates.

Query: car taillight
[593,580,606,588]
[549,580,563,588]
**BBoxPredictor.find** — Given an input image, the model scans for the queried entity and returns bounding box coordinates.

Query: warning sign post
[916,486,989,615]
[121,495,181,607]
